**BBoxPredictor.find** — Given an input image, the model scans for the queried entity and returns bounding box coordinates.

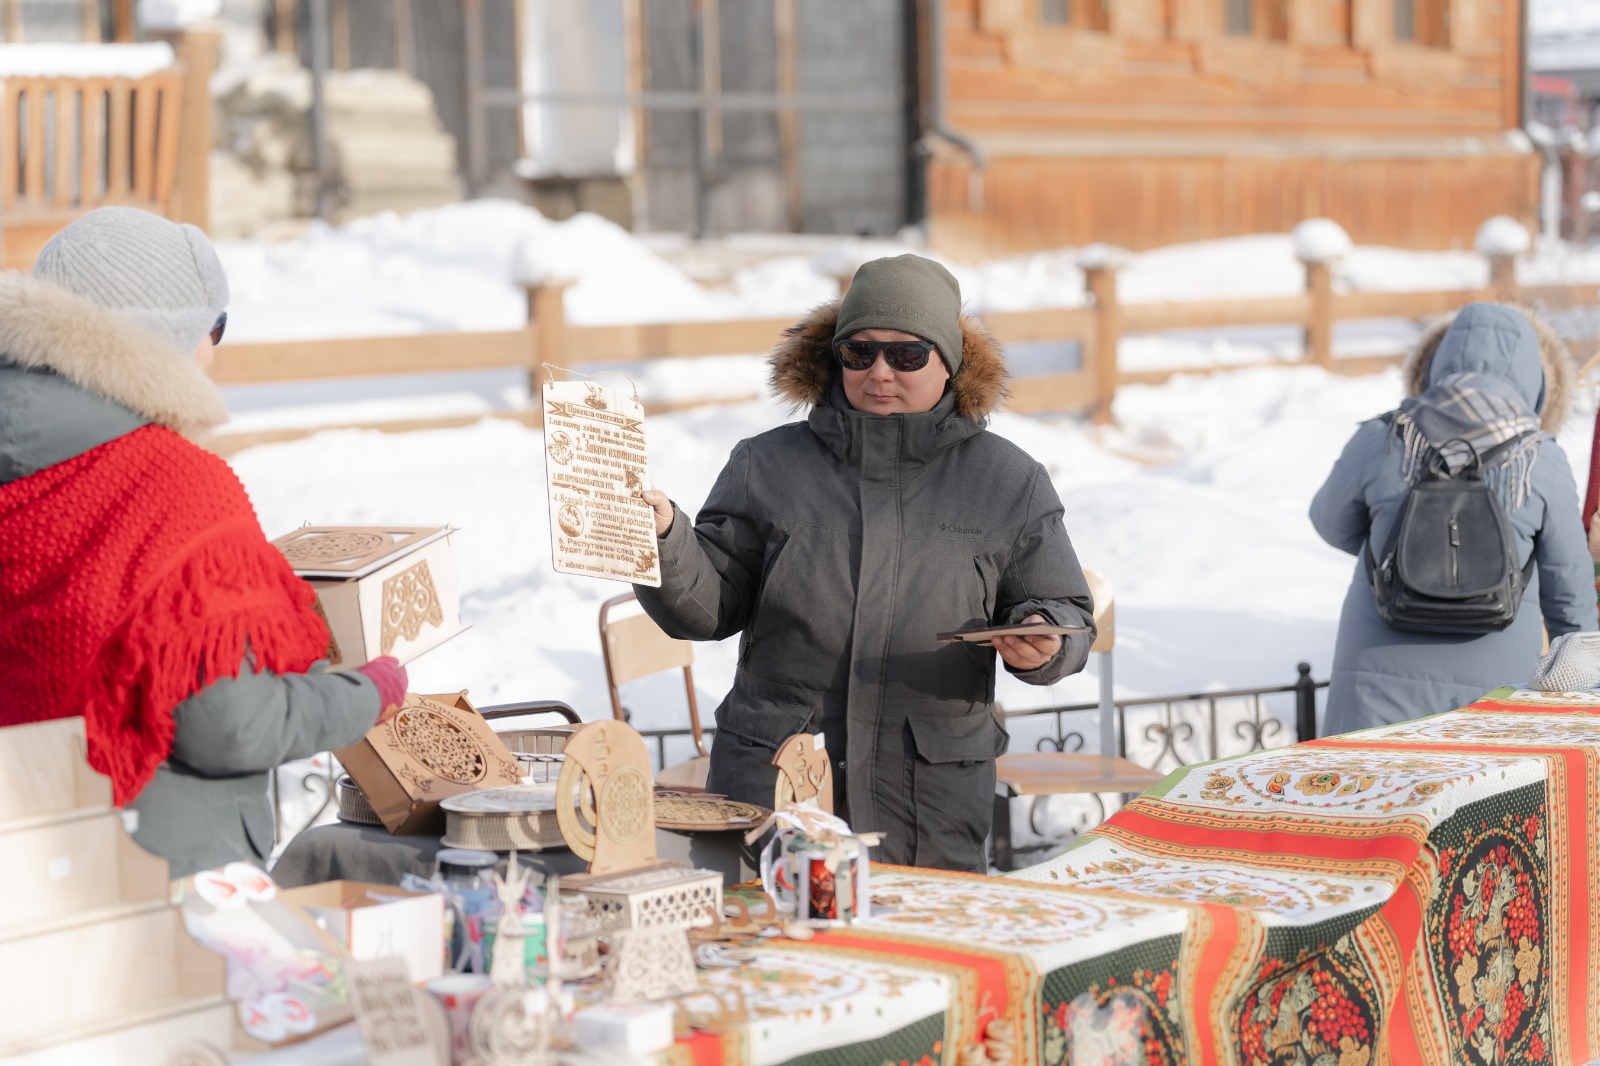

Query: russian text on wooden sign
[542,379,661,587]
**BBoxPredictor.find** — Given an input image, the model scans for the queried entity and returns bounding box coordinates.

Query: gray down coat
[0,272,379,878]
[634,302,1095,872]
[1310,303,1597,735]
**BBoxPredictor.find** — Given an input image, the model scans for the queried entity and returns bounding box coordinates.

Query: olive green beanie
[834,254,963,376]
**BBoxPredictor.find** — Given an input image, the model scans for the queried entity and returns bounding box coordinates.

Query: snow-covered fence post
[525,280,573,397]
[1476,216,1531,302]
[1291,219,1350,369]
[1079,244,1130,425]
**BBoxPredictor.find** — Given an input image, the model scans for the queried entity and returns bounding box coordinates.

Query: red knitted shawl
[0,425,329,805]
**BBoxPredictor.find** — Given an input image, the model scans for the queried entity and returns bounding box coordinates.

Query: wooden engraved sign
[772,733,833,814]
[271,525,467,670]
[542,379,661,587]
[555,720,656,876]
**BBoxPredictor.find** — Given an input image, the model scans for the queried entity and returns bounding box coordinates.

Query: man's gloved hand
[355,656,408,723]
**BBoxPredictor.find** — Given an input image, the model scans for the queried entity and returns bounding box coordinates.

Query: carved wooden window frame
[1035,0,1112,34]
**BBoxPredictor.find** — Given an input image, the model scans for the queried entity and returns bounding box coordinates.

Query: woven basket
[335,775,383,826]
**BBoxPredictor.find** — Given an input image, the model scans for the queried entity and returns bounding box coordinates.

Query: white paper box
[573,1001,676,1056]
[281,880,446,984]
[271,525,468,670]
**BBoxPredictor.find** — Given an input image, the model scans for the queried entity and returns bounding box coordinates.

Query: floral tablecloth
[659,687,1600,1066]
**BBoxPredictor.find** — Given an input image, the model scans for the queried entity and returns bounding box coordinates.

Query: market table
[647,686,1600,1065]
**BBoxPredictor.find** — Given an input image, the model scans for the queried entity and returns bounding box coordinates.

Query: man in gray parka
[1311,303,1597,734]
[638,254,1095,872]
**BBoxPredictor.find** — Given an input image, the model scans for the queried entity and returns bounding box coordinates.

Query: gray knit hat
[834,254,963,376]
[34,206,230,357]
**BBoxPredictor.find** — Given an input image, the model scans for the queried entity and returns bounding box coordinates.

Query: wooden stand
[0,718,236,1065]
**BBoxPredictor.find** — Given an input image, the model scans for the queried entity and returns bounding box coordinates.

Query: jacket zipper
[974,557,989,614]
[1448,516,1460,587]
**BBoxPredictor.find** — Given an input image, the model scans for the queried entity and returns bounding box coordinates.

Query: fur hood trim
[1404,303,1573,432]
[768,300,1008,421]
[0,271,228,436]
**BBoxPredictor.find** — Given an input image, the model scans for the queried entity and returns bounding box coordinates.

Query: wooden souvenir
[554,720,656,876]
[334,774,382,826]
[654,795,771,832]
[334,692,522,836]
[271,524,468,670]
[0,718,235,1066]
[772,733,833,814]
[572,865,723,933]
[487,862,537,987]
[603,927,698,1001]
[440,784,566,851]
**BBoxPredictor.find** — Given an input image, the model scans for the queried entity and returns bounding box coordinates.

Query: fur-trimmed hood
[768,300,1008,421]
[0,271,228,437]
[1403,303,1573,432]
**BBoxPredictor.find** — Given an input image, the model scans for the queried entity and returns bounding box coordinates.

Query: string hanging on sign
[540,363,642,406]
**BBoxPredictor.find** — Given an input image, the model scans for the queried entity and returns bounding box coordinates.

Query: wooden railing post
[148,24,221,232]
[526,279,573,399]
[1291,219,1350,369]
[1475,216,1531,303]
[1081,247,1127,425]
[1302,260,1334,367]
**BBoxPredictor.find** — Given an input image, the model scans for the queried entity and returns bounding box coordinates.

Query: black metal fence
[272,664,1326,851]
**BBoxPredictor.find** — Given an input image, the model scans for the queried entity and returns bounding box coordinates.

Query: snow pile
[1291,219,1352,264]
[0,43,174,78]
[1476,216,1533,257]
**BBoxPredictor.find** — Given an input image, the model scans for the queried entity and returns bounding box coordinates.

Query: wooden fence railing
[205,242,1600,454]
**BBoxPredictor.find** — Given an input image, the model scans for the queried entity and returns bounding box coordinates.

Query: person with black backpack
[1311,302,1596,735]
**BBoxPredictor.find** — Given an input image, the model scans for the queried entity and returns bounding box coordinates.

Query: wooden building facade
[927,0,1538,252]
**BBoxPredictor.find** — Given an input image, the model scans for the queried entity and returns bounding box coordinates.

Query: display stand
[0,718,236,1066]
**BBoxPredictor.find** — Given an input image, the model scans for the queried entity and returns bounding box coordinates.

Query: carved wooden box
[574,865,723,933]
[334,692,522,836]
[271,525,467,670]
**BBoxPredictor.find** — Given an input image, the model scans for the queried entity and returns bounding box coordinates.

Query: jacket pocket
[237,793,276,862]
[906,712,1009,766]
[739,532,791,666]
[714,701,814,752]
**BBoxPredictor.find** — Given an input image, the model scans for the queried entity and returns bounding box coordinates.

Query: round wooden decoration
[654,795,771,832]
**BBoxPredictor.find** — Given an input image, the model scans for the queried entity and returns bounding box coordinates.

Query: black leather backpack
[1364,433,1538,635]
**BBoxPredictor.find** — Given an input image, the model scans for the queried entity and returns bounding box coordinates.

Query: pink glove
[356,656,408,723]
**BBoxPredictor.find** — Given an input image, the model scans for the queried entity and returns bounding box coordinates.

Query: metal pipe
[309,0,331,220]
[923,0,984,212]
[1520,0,1562,243]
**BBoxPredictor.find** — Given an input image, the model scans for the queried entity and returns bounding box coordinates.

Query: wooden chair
[990,567,1164,871]
[1,68,185,269]
[598,592,710,791]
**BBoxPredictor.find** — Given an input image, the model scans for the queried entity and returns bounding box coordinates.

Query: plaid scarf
[1394,371,1541,509]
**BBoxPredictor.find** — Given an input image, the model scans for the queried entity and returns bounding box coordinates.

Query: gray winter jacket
[0,274,378,878]
[1310,304,1597,734]
[636,303,1095,872]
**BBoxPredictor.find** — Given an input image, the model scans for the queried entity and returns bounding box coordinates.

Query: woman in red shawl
[0,207,406,876]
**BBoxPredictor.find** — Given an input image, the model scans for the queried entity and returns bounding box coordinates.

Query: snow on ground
[230,201,1600,842]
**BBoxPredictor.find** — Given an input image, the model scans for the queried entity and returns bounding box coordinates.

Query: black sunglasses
[209,311,227,347]
[833,338,937,373]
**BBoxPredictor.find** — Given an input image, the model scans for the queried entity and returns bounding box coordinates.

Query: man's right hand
[642,489,675,537]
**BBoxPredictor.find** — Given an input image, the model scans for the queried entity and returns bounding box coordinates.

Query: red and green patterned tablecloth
[659,687,1600,1066]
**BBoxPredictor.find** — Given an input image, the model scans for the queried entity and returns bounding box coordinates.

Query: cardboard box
[271,524,468,671]
[334,692,522,835]
[281,880,446,984]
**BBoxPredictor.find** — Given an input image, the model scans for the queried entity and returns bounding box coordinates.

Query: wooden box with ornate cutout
[333,692,522,836]
[270,524,468,671]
